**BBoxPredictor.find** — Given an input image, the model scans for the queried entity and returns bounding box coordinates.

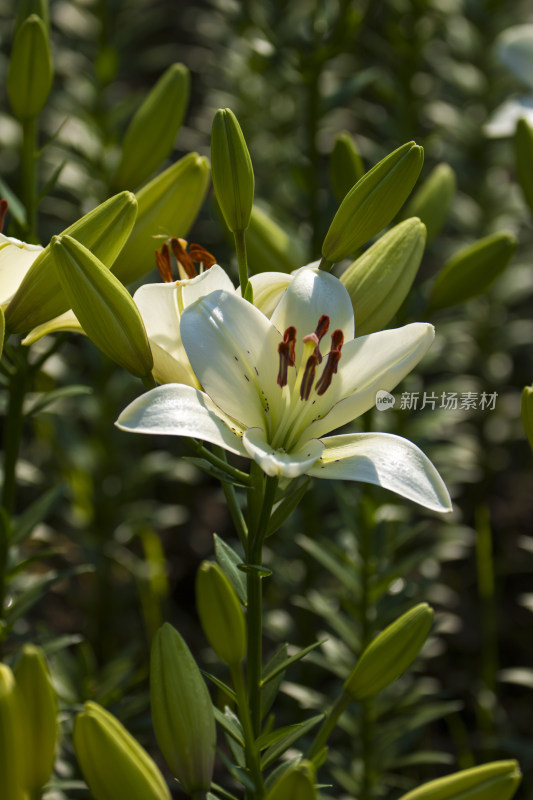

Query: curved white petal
[248,272,293,317]
[308,433,452,512]
[301,323,435,442]
[270,269,354,360]
[22,310,84,345]
[0,235,43,307]
[116,383,247,457]
[181,290,282,431]
[180,264,235,307]
[243,427,323,478]
[149,341,200,387]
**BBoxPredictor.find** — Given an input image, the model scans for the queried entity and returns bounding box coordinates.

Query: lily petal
[243,427,324,478]
[0,235,43,307]
[308,432,452,512]
[301,323,434,442]
[248,271,293,317]
[181,290,282,431]
[22,309,84,345]
[116,383,247,457]
[270,268,354,359]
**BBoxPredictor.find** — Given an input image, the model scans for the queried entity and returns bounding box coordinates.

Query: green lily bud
[151,623,216,793]
[397,760,521,800]
[74,701,171,800]
[345,603,433,700]
[428,231,517,311]
[51,235,153,378]
[245,205,305,274]
[111,152,210,285]
[401,163,456,243]
[7,14,53,121]
[329,131,364,203]
[322,141,424,264]
[14,0,50,34]
[113,63,190,190]
[14,644,58,794]
[195,561,246,666]
[211,108,254,232]
[6,191,138,334]
[0,664,25,800]
[341,218,426,336]
[515,117,533,214]
[266,761,316,800]
[521,386,533,452]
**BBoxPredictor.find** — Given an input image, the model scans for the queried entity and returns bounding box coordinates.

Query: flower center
[277,315,344,400]
[155,238,217,283]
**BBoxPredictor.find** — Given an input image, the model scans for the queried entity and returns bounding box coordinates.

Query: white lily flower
[117,269,451,513]
[0,234,43,308]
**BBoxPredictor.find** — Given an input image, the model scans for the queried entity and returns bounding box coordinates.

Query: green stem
[318,256,332,272]
[141,372,157,390]
[21,117,38,241]
[2,351,28,514]
[231,662,264,794]
[307,691,351,759]
[361,697,376,800]
[186,439,251,486]
[234,229,252,302]
[221,481,248,548]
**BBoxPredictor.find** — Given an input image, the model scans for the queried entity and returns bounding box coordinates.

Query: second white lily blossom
[117,269,451,513]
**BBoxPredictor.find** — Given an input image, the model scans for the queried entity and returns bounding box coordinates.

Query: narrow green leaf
[266,479,310,537]
[261,714,324,769]
[260,640,326,688]
[25,385,92,417]
[12,484,64,545]
[183,457,250,488]
[261,644,288,720]
[296,534,360,594]
[213,534,247,605]
[201,670,236,704]
[213,706,245,748]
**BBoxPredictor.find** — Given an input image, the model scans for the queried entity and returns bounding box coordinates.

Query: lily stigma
[117,268,451,512]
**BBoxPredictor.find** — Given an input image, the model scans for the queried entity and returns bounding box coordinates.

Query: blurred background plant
[0,0,532,798]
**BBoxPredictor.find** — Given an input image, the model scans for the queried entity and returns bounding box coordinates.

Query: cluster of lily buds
[0,646,58,799]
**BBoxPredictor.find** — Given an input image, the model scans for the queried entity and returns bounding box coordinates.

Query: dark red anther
[300,352,319,400]
[188,243,217,269]
[170,237,197,279]
[277,326,297,387]
[155,242,173,282]
[315,329,344,395]
[0,199,8,234]
[303,315,330,364]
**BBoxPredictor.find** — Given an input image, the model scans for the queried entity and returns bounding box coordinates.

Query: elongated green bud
[151,623,216,792]
[329,132,364,203]
[345,603,433,700]
[5,191,138,333]
[397,760,521,800]
[114,63,190,190]
[196,561,246,665]
[266,761,316,800]
[211,108,254,232]
[14,644,58,794]
[74,701,171,800]
[0,664,25,800]
[7,14,53,120]
[14,0,50,34]
[401,163,456,243]
[111,152,210,285]
[522,386,533,452]
[245,205,305,274]
[515,117,533,214]
[322,141,424,263]
[428,231,517,311]
[51,235,153,378]
[341,218,426,335]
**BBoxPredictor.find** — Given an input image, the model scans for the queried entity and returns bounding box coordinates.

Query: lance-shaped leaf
[74,701,171,800]
[111,152,210,285]
[114,63,190,190]
[521,385,533,452]
[428,231,517,311]
[322,141,424,263]
[329,131,364,203]
[196,561,246,666]
[0,664,25,800]
[6,191,138,334]
[341,217,426,336]
[397,760,521,800]
[7,14,53,120]
[14,644,58,795]
[151,623,216,792]
[344,603,434,700]
[515,117,533,214]
[51,235,153,378]
[211,108,254,232]
[265,760,316,800]
[401,163,456,243]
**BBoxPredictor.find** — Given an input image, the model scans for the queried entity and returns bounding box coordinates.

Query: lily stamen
[277,326,296,387]
[300,351,319,400]
[316,329,344,395]
[155,242,173,283]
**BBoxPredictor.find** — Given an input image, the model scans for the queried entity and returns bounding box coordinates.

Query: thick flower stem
[234,229,253,303]
[231,662,264,794]
[21,117,38,241]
